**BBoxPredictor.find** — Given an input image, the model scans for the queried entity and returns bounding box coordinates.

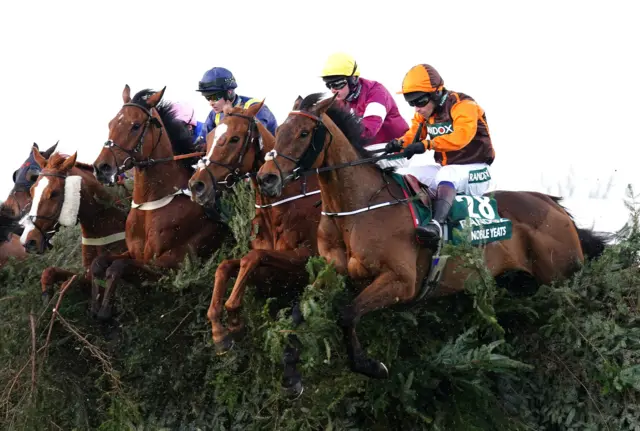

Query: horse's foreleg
[96,257,164,321]
[41,267,79,303]
[208,259,241,354]
[224,249,311,336]
[341,270,415,379]
[90,252,131,317]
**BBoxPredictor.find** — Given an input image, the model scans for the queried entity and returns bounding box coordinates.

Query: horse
[90,85,229,320]
[20,150,128,302]
[2,141,59,222]
[256,92,607,380]
[0,207,27,268]
[187,101,322,396]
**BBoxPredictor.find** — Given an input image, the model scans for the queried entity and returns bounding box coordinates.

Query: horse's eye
[229,136,240,144]
[50,190,60,198]
[132,123,141,131]
[300,131,309,138]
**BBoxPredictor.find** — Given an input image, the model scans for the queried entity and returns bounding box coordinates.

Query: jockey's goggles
[204,91,226,102]
[325,79,348,90]
[407,93,432,108]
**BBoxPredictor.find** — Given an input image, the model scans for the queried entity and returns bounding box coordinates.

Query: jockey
[195,67,278,141]
[389,63,495,246]
[170,101,205,147]
[320,52,409,168]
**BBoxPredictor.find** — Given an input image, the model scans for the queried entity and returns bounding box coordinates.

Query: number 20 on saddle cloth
[390,172,513,298]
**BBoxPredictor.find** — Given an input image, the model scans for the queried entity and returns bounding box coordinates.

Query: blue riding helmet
[197,67,238,93]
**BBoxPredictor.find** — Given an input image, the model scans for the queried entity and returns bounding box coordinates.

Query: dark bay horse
[20,150,128,301]
[187,101,322,396]
[257,92,606,380]
[0,208,27,268]
[90,85,229,320]
[2,142,59,221]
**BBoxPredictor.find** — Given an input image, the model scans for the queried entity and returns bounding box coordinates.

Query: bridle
[102,102,164,175]
[264,110,333,184]
[196,112,264,190]
[26,172,70,252]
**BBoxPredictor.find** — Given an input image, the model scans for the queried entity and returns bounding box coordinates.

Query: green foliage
[0,184,639,430]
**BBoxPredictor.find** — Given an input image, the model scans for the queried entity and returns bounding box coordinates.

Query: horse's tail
[546,195,608,261]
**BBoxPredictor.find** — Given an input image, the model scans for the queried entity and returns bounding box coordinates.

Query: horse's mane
[131,89,198,169]
[299,93,378,163]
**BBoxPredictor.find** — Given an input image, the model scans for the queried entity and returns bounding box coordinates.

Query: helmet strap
[345,78,361,102]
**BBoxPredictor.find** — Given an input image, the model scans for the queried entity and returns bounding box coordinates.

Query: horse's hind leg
[282,302,304,399]
[341,270,415,379]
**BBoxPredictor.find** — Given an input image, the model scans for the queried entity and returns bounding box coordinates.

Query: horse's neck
[74,168,126,237]
[132,137,190,203]
[319,135,385,213]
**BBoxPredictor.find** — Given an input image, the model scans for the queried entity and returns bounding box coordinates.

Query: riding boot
[416,182,456,248]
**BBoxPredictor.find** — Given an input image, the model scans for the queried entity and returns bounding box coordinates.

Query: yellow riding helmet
[320,52,360,78]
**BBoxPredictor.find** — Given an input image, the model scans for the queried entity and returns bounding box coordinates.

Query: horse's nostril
[261,174,279,187]
[25,239,37,251]
[99,163,111,173]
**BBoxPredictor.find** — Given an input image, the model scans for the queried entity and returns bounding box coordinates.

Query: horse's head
[93,84,167,185]
[257,94,337,197]
[188,101,268,207]
[3,141,59,220]
[21,150,79,254]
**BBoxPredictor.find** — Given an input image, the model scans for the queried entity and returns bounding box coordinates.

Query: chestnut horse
[0,142,59,269]
[257,93,606,380]
[187,101,322,396]
[90,85,229,320]
[20,151,128,302]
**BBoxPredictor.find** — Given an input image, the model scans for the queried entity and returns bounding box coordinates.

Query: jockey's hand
[384,139,403,154]
[402,142,426,159]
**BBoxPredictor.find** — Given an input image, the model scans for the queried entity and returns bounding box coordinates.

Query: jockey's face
[205,91,233,114]
[325,78,350,101]
[415,99,437,119]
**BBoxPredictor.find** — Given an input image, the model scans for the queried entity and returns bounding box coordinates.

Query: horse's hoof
[215,335,234,356]
[96,306,113,322]
[281,380,304,400]
[354,357,390,379]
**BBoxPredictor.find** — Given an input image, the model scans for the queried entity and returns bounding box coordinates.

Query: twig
[29,313,37,399]
[165,311,193,341]
[41,276,77,368]
[0,295,17,303]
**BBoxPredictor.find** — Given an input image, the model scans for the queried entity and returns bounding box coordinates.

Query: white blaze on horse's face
[20,177,49,245]
[200,124,228,171]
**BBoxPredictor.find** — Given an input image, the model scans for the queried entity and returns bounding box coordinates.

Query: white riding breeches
[364,143,410,170]
[398,162,493,196]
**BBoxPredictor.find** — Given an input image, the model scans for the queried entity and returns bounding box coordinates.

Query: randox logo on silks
[468,168,492,184]
[427,122,454,137]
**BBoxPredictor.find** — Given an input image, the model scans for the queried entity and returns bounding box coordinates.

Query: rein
[103,102,204,173]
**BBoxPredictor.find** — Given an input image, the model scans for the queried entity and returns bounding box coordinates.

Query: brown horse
[187,101,322,395]
[257,93,606,379]
[90,85,229,320]
[20,150,128,302]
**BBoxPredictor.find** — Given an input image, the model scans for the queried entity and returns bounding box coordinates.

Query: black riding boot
[416,183,456,248]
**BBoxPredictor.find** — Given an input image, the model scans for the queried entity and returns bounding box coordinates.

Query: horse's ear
[292,96,303,110]
[222,104,233,116]
[33,142,39,150]
[60,152,77,172]
[32,145,47,168]
[246,99,265,118]
[42,140,59,159]
[146,87,166,108]
[312,93,338,116]
[122,84,131,103]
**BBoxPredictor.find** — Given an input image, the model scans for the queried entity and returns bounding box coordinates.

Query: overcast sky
[1,0,637,225]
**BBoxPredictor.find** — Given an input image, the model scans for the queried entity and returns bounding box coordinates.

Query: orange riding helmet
[397,64,445,104]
